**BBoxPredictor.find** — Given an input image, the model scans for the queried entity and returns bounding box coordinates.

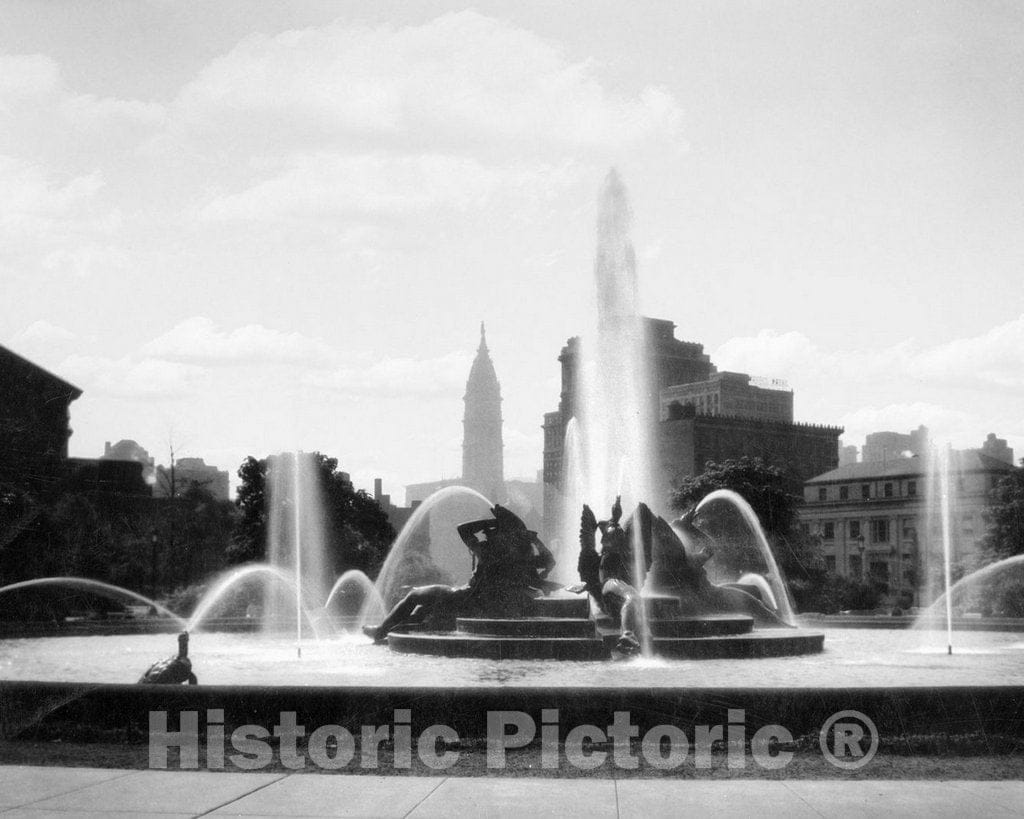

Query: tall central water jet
[573,170,658,651]
[578,170,656,515]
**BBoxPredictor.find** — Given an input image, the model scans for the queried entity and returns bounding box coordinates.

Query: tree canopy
[981,462,1024,562]
[229,452,395,577]
[669,456,884,613]
[670,457,814,577]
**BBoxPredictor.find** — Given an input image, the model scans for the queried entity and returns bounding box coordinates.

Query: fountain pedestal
[380,593,824,660]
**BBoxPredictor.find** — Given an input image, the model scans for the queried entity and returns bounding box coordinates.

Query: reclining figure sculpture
[366,504,556,643]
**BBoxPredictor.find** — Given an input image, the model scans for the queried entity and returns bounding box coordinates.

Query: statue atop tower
[462,322,504,501]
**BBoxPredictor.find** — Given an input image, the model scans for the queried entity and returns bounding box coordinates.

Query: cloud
[198,152,573,223]
[58,354,207,399]
[837,403,982,450]
[10,320,76,348]
[166,11,682,154]
[0,155,129,279]
[914,317,1024,389]
[0,53,164,129]
[0,156,104,236]
[714,318,1024,454]
[714,315,1024,393]
[142,317,336,365]
[305,350,473,398]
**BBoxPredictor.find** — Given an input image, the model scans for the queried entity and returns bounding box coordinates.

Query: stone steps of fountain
[456,617,597,638]
[642,596,686,619]
[527,595,590,618]
[386,626,823,660]
[386,631,610,660]
[598,629,825,659]
[644,615,754,638]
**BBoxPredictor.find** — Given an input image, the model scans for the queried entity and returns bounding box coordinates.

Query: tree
[980,463,1024,561]
[229,452,395,577]
[670,457,827,611]
[229,456,268,564]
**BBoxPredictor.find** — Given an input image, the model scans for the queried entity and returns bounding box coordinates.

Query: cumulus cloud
[142,317,336,366]
[714,315,1024,393]
[0,155,130,279]
[166,11,682,153]
[914,317,1024,389]
[58,354,207,399]
[199,153,574,223]
[837,403,982,450]
[714,318,1024,453]
[0,156,104,236]
[305,350,473,398]
[0,53,164,128]
[10,320,76,348]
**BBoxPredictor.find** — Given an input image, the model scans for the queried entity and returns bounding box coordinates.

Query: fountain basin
[2,628,1023,742]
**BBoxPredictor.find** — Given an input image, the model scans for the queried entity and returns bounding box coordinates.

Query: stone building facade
[799,452,1017,606]
[0,344,82,492]
[661,372,793,424]
[542,317,842,535]
[154,457,230,500]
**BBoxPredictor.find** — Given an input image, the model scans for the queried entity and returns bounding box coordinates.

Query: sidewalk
[1,766,1022,817]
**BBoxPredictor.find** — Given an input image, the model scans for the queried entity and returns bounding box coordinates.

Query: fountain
[353,172,821,661]
[1,171,1022,755]
[690,489,796,623]
[324,570,386,633]
[915,555,1024,629]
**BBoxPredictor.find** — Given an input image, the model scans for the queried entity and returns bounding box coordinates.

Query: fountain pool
[2,626,1023,689]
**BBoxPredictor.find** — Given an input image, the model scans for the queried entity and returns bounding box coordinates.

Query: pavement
[1,767,1023,818]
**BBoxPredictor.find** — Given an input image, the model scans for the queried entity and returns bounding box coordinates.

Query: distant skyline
[2,2,1023,495]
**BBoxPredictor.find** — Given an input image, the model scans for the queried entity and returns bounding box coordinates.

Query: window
[871,519,889,543]
[822,522,835,540]
[840,485,849,500]
[907,480,917,497]
[818,487,827,501]
[849,520,861,539]
[849,554,863,576]
[825,555,836,572]
[884,483,894,498]
[862,484,871,499]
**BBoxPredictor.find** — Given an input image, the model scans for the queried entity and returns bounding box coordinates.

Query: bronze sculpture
[365,504,556,643]
[138,632,198,684]
[575,497,643,654]
[571,498,790,653]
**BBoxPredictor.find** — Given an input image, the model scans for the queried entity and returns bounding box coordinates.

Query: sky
[2,1,1023,498]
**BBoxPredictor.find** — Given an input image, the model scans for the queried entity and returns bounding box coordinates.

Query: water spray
[294,451,303,659]
[938,445,954,655]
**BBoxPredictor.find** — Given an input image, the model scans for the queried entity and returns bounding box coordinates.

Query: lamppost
[855,535,866,582]
[150,533,158,602]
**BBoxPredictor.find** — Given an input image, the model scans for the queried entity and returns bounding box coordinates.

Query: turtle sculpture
[138,631,197,684]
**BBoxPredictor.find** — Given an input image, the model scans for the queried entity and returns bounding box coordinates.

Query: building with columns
[799,451,1017,606]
